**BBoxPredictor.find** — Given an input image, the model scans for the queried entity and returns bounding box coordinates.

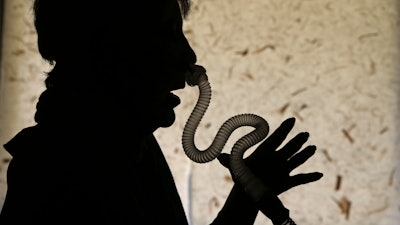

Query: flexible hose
[182,65,270,202]
[182,65,296,224]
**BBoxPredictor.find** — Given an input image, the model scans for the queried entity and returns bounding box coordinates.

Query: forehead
[104,1,184,44]
[120,0,183,29]
[158,0,183,25]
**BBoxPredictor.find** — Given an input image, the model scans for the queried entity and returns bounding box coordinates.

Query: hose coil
[182,65,270,202]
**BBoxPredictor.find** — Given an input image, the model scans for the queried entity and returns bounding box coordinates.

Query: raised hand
[218,117,323,196]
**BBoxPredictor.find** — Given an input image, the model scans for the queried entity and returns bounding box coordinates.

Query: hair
[33,0,191,65]
[178,0,191,17]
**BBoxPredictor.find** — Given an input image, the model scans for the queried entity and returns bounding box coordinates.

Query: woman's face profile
[108,0,197,131]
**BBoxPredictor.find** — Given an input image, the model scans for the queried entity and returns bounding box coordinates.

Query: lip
[167,75,185,107]
[167,92,181,107]
[169,71,187,92]
[170,83,185,92]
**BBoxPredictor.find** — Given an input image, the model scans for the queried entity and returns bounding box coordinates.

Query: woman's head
[33,0,192,64]
[33,0,197,132]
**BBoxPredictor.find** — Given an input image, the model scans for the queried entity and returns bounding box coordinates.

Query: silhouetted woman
[0,1,322,224]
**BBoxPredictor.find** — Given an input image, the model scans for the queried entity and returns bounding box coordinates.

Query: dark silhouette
[0,1,323,224]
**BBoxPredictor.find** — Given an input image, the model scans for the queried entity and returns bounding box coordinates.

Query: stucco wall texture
[0,0,399,224]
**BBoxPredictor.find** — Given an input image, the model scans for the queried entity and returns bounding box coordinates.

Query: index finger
[251,117,296,158]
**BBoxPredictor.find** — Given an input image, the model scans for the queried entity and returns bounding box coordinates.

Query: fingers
[287,172,323,189]
[287,145,316,172]
[278,132,309,160]
[253,117,296,158]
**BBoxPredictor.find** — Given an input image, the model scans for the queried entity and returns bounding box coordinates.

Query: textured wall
[0,0,399,225]
[0,0,50,208]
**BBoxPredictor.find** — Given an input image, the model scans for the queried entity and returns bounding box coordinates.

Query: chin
[153,110,177,129]
[159,115,176,128]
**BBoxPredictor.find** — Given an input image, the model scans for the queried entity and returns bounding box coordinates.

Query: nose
[181,33,197,65]
[166,31,197,90]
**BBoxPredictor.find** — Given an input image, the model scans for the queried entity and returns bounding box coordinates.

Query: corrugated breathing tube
[181,65,295,225]
[182,64,270,202]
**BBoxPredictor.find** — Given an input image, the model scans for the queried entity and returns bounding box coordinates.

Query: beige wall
[0,0,49,208]
[1,0,399,224]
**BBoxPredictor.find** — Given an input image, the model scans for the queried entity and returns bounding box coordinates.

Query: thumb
[217,153,230,168]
